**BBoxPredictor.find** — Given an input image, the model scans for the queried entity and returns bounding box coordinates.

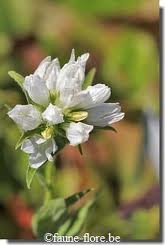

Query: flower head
[8,49,124,168]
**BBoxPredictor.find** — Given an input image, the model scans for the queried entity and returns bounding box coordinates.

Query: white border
[0,1,163,245]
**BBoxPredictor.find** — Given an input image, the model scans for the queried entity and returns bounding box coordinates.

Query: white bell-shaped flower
[21,135,57,168]
[86,103,125,127]
[8,104,42,131]
[24,75,49,106]
[66,122,93,146]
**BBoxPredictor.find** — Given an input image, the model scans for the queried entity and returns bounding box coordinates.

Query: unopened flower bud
[67,111,88,122]
[41,126,54,139]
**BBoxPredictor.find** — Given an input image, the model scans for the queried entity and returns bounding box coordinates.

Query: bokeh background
[0,0,160,241]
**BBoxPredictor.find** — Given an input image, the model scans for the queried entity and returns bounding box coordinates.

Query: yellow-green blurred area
[0,0,160,241]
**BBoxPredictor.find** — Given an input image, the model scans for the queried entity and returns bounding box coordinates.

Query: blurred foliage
[0,0,159,241]
[101,29,158,107]
[58,0,143,16]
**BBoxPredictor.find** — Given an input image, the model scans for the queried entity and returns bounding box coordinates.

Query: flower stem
[44,161,55,204]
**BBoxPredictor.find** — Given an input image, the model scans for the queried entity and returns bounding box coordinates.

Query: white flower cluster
[8,50,124,168]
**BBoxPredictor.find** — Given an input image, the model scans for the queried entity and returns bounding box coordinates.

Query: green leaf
[26,165,37,189]
[82,68,96,89]
[32,189,95,238]
[57,218,73,235]
[56,199,95,236]
[8,71,24,88]
[77,144,83,155]
[32,198,69,238]
[66,199,95,236]
[65,188,93,207]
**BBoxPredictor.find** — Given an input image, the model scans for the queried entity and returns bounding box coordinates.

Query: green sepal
[82,67,96,89]
[26,164,37,189]
[77,144,83,155]
[15,131,34,150]
[94,126,117,133]
[15,126,45,150]
[8,70,24,88]
[8,70,31,103]
[15,133,28,150]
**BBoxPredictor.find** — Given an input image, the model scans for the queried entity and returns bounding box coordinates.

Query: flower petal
[82,84,111,109]
[7,104,42,131]
[42,103,64,125]
[35,137,47,144]
[77,53,89,69]
[56,51,90,107]
[24,75,49,106]
[34,56,51,78]
[57,52,88,93]
[45,139,57,161]
[59,88,75,108]
[21,137,37,154]
[61,89,90,109]
[63,84,111,109]
[86,103,124,127]
[45,58,60,90]
[29,151,47,169]
[107,112,125,125]
[57,63,84,93]
[68,49,76,63]
[66,122,93,146]
[21,135,46,153]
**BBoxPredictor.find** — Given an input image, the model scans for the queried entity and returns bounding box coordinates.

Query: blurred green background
[0,0,160,241]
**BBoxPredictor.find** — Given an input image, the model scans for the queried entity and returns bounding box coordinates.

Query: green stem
[44,161,55,204]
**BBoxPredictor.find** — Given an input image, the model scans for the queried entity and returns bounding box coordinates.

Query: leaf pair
[32,189,95,238]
